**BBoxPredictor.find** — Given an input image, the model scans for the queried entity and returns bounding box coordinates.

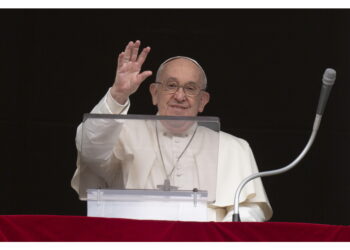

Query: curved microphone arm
[231,68,335,222]
[232,114,322,222]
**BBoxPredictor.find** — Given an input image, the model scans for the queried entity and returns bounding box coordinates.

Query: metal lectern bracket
[97,189,102,207]
[193,188,198,207]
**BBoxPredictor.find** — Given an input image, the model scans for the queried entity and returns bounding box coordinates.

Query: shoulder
[196,127,252,153]
[219,130,251,152]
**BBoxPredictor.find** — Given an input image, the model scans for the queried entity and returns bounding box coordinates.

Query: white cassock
[71,89,273,222]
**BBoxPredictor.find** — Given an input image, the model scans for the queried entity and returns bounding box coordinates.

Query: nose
[173,86,186,102]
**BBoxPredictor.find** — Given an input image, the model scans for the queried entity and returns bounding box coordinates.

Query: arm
[77,40,153,160]
[72,41,152,194]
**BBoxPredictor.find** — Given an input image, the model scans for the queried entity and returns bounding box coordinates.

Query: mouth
[169,105,188,110]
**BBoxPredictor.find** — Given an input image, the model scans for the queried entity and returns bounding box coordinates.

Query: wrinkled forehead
[156,56,207,87]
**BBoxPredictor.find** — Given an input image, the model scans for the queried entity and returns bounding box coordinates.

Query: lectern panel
[77,114,220,203]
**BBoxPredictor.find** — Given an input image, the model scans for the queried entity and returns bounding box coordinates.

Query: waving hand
[110,40,152,104]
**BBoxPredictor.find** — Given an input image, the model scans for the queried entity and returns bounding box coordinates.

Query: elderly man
[72,40,272,222]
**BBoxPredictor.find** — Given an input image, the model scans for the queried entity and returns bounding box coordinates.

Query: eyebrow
[165,77,178,82]
[165,77,198,85]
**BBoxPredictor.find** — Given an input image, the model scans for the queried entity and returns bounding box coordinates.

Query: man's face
[149,58,210,116]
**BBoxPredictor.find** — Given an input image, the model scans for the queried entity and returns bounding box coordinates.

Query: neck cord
[155,121,198,183]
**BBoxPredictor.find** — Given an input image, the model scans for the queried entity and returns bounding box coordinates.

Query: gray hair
[155,56,208,89]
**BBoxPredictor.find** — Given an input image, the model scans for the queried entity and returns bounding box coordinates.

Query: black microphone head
[322,68,336,86]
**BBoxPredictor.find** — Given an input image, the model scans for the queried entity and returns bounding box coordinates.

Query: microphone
[232,68,336,222]
[317,68,336,116]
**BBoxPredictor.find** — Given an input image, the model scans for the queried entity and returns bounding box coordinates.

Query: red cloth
[0,215,350,242]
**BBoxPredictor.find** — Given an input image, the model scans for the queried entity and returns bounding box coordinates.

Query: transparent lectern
[77,114,220,221]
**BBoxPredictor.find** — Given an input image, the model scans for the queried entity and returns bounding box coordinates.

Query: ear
[149,83,159,106]
[198,91,210,113]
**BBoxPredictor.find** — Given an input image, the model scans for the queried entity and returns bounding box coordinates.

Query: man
[72,40,272,222]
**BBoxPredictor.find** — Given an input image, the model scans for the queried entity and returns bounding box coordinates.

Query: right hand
[110,40,152,104]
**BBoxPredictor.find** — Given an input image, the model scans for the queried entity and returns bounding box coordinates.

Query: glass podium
[77,114,220,221]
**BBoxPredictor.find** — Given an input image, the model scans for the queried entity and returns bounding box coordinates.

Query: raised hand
[110,40,152,104]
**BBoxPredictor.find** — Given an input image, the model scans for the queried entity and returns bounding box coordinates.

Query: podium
[75,114,220,221]
[87,189,208,221]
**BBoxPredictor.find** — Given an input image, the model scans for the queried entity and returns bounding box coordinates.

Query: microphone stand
[232,68,336,222]
[232,114,321,222]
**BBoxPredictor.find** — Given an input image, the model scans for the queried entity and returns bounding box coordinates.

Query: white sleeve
[72,88,132,194]
[76,88,130,151]
[75,88,131,166]
[91,88,130,115]
[222,204,267,222]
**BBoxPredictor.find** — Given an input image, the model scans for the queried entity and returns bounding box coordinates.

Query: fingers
[117,41,137,70]
[131,40,140,62]
[137,46,151,66]
[121,40,150,63]
[123,41,133,62]
[137,70,153,84]
[116,40,150,72]
[117,52,125,70]
[123,40,140,63]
